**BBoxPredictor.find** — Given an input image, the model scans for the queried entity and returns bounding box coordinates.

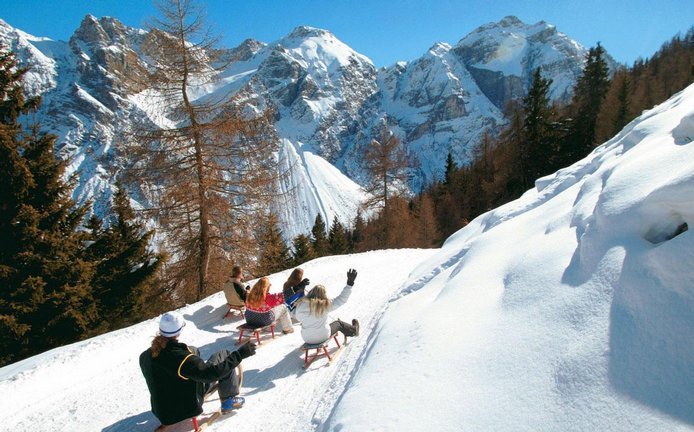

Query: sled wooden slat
[301,333,346,368]
[236,322,276,345]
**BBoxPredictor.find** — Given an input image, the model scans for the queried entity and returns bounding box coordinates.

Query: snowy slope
[0,249,437,432]
[275,138,370,239]
[326,84,694,431]
[2,84,693,432]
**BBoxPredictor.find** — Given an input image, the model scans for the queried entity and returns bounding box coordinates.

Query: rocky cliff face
[454,16,589,108]
[233,26,379,160]
[0,15,592,238]
[373,42,506,188]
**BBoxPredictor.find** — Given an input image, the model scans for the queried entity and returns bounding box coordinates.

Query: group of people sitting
[139,267,360,430]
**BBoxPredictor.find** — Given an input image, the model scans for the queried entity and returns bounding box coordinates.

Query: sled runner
[153,409,238,432]
[190,411,222,432]
[236,322,276,345]
[301,333,346,368]
[223,303,245,319]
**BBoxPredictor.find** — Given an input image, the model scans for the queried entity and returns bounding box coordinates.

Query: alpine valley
[0,15,600,240]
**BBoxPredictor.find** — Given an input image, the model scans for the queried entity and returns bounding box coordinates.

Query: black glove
[297,278,310,290]
[237,342,256,359]
[346,269,357,286]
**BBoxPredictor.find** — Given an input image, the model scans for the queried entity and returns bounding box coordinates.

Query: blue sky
[2,0,691,67]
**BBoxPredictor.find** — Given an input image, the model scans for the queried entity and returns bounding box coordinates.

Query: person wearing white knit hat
[158,311,186,337]
[140,311,256,428]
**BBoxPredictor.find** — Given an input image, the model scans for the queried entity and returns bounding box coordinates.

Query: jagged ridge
[0,15,592,240]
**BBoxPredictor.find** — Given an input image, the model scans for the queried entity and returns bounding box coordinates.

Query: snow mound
[325,84,694,431]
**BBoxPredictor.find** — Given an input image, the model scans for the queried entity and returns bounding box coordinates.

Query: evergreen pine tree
[328,216,349,255]
[290,233,314,267]
[257,213,290,275]
[85,182,164,332]
[444,152,457,186]
[562,43,611,163]
[498,101,526,196]
[311,213,329,257]
[522,68,556,184]
[350,210,366,252]
[0,47,97,365]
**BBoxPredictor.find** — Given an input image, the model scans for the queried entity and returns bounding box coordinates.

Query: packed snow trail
[0,249,436,432]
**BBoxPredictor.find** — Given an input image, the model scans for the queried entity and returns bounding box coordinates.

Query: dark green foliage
[498,102,527,197]
[328,216,349,255]
[444,152,457,186]
[522,68,557,184]
[85,183,164,332]
[561,43,611,163]
[310,213,329,257]
[257,213,291,275]
[613,72,631,133]
[349,210,366,251]
[0,47,96,365]
[290,233,314,267]
[0,47,166,366]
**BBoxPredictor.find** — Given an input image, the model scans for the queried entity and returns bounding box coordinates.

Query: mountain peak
[72,14,114,46]
[274,25,373,67]
[498,15,524,27]
[427,42,452,56]
[224,37,266,62]
[286,26,333,40]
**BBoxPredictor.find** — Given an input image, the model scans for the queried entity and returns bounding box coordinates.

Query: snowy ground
[0,249,437,432]
[2,85,693,431]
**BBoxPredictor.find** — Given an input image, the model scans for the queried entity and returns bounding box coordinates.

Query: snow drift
[326,84,694,431]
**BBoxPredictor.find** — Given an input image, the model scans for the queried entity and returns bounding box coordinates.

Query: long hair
[303,284,330,317]
[151,335,171,358]
[283,268,303,291]
[247,277,270,308]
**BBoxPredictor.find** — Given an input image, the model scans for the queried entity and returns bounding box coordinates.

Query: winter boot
[352,319,360,337]
[221,396,245,414]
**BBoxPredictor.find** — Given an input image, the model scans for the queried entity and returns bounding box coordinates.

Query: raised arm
[330,269,357,310]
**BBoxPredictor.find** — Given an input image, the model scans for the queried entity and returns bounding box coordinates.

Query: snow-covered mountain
[455,15,587,107]
[0,15,592,238]
[367,15,593,186]
[2,83,692,432]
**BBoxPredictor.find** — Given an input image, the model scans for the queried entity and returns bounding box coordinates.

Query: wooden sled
[236,322,276,345]
[301,333,347,369]
[223,303,245,319]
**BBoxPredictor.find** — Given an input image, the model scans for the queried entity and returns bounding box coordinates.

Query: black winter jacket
[139,340,242,425]
[232,281,248,302]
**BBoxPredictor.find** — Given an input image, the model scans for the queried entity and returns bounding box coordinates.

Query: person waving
[293,269,360,345]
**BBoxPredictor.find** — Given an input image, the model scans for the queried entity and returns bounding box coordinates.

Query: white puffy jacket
[292,285,352,344]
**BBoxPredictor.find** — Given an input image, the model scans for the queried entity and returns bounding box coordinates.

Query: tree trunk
[177,4,209,301]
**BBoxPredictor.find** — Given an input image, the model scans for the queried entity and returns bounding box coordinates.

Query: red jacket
[245,292,285,327]
[245,292,284,312]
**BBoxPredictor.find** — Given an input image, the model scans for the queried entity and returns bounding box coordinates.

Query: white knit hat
[159,311,186,338]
